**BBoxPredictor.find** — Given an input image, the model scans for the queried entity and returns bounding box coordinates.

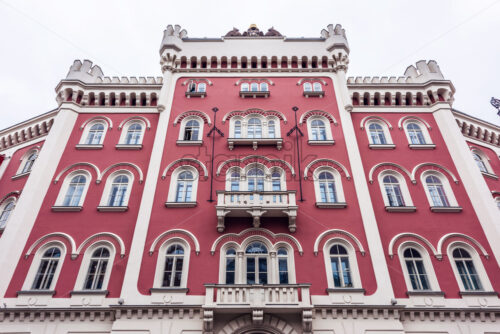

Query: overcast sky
[1,0,499,129]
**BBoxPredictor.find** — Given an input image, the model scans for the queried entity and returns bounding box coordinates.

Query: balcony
[216,191,298,232]
[227,137,283,150]
[204,284,311,309]
[240,90,270,98]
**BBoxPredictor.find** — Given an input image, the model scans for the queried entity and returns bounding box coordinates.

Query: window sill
[70,290,109,296]
[308,140,335,146]
[11,171,30,180]
[17,290,55,296]
[228,138,283,150]
[51,206,83,212]
[459,291,498,297]
[316,202,347,209]
[185,91,206,98]
[115,144,143,150]
[481,171,499,180]
[406,290,445,297]
[430,206,462,213]
[326,288,365,293]
[303,91,325,98]
[176,140,203,146]
[75,144,103,150]
[165,201,197,208]
[369,144,396,150]
[385,206,417,212]
[97,206,128,212]
[150,288,189,293]
[240,91,270,98]
[409,144,436,150]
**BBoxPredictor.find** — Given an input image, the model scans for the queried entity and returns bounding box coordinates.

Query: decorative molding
[388,232,438,258]
[162,158,208,179]
[222,108,287,124]
[304,158,351,180]
[99,162,144,184]
[76,232,126,258]
[79,116,113,130]
[437,233,489,259]
[368,162,412,183]
[234,78,275,86]
[299,110,338,125]
[0,190,20,206]
[149,229,200,255]
[313,229,366,256]
[181,78,213,86]
[25,232,76,258]
[398,115,432,130]
[216,155,295,176]
[54,162,101,184]
[118,116,151,130]
[411,162,459,184]
[173,110,212,126]
[360,116,393,130]
[296,78,328,86]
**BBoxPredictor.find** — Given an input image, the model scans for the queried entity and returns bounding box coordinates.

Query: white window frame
[241,83,249,92]
[22,241,66,291]
[79,120,108,145]
[402,120,433,145]
[365,120,393,145]
[73,242,115,291]
[240,164,286,192]
[119,120,146,145]
[54,170,92,207]
[378,170,414,207]
[447,242,493,292]
[322,238,361,289]
[99,170,134,207]
[397,242,440,292]
[16,149,39,175]
[307,116,333,141]
[303,82,312,92]
[0,197,16,230]
[313,82,323,92]
[178,116,203,141]
[153,238,190,288]
[470,148,494,175]
[420,170,458,207]
[313,167,345,203]
[229,114,281,139]
[167,166,199,203]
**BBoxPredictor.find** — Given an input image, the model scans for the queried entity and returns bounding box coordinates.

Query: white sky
[1,0,499,129]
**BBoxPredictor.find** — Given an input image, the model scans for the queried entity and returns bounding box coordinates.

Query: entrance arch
[218,314,298,334]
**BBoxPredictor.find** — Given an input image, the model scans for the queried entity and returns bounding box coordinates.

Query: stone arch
[79,116,113,130]
[360,116,393,130]
[388,232,438,258]
[437,233,489,259]
[411,162,459,184]
[118,116,151,130]
[219,314,298,334]
[149,229,200,255]
[162,158,208,179]
[99,162,144,184]
[217,156,295,177]
[222,108,287,124]
[398,115,431,130]
[299,110,338,125]
[313,229,365,256]
[76,232,126,258]
[54,162,101,184]
[25,232,77,258]
[368,162,412,183]
[304,158,351,180]
[173,110,212,126]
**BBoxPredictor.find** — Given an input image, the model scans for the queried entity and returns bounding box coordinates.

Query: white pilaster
[433,105,500,266]
[0,107,78,299]
[329,70,395,302]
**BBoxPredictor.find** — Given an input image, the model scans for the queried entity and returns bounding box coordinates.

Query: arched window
[407,123,426,145]
[268,120,276,138]
[473,153,488,173]
[162,244,185,287]
[230,172,240,191]
[250,83,259,92]
[83,247,110,290]
[368,123,387,145]
[63,175,87,206]
[125,123,143,145]
[383,175,405,207]
[271,172,281,191]
[247,118,262,138]
[108,175,129,207]
[260,82,268,91]
[234,120,242,138]
[452,248,482,291]
[21,152,38,174]
[175,171,194,202]
[318,171,337,203]
[183,120,200,141]
[85,123,105,145]
[313,82,322,92]
[245,242,268,284]
[277,247,289,284]
[303,82,312,92]
[403,248,430,290]
[311,119,327,141]
[247,167,265,192]
[32,247,61,290]
[425,175,450,207]
[225,248,236,284]
[188,82,196,93]
[0,200,15,229]
[241,83,249,92]
[197,83,206,93]
[496,197,500,210]
[329,244,352,288]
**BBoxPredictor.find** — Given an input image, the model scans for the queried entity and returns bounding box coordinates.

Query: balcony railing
[204,284,311,308]
[216,191,298,232]
[227,137,283,150]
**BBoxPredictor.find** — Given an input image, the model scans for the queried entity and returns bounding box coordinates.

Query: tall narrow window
[230,172,240,191]
[330,245,352,288]
[403,248,430,290]
[184,120,200,141]
[313,82,322,92]
[268,120,276,138]
[83,247,110,290]
[473,153,488,173]
[425,175,449,207]
[225,248,236,284]
[188,82,196,92]
[162,244,184,287]
[0,201,15,229]
[303,82,312,92]
[368,123,387,144]
[125,123,143,145]
[247,118,262,138]
[247,167,264,192]
[241,83,249,92]
[319,171,337,203]
[271,172,281,191]
[311,119,327,140]
[383,175,405,207]
[197,83,206,93]
[108,175,129,207]
[250,83,259,92]
[32,247,61,290]
[407,123,426,144]
[85,123,105,145]
[277,248,289,284]
[63,175,87,206]
[260,82,268,91]
[176,171,194,202]
[453,248,483,291]
[22,152,38,174]
[234,120,242,138]
[245,242,268,284]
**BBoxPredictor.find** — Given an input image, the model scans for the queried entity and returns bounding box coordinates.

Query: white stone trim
[437,233,489,259]
[173,110,211,126]
[181,78,213,86]
[388,232,438,258]
[412,163,459,184]
[222,108,287,124]
[299,110,337,125]
[313,229,365,256]
[54,162,101,184]
[73,241,116,291]
[22,240,67,291]
[322,237,362,289]
[368,162,412,184]
[228,113,282,138]
[161,158,208,179]
[15,147,40,175]
[305,115,334,141]
[216,155,295,176]
[177,115,204,141]
[398,115,431,130]
[153,237,191,288]
[360,115,393,130]
[419,170,459,207]
[166,165,199,203]
[469,146,495,175]
[118,116,151,130]
[377,170,414,207]
[397,241,441,292]
[220,314,297,334]
[53,170,92,207]
[98,170,134,207]
[78,118,109,145]
[401,118,433,145]
[79,116,113,130]
[26,232,76,258]
[99,162,144,184]
[312,166,346,203]
[304,158,351,180]
[117,119,146,145]
[364,118,394,145]
[76,232,126,258]
[296,78,328,86]
[149,229,200,255]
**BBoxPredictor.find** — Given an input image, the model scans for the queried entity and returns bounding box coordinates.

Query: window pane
[246,258,255,284]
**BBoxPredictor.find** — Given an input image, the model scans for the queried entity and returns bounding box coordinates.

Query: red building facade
[0,24,499,334]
